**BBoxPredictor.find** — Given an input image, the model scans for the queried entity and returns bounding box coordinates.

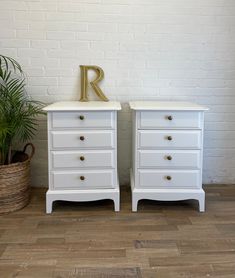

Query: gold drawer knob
[166,155,172,161]
[80,176,85,181]
[167,136,172,141]
[166,176,172,181]
[167,115,173,121]
[80,136,85,141]
[80,156,85,161]
[79,115,85,120]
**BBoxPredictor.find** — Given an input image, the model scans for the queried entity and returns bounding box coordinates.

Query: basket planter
[0,143,34,214]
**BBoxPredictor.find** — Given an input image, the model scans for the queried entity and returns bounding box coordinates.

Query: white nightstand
[129,101,208,212]
[43,101,121,213]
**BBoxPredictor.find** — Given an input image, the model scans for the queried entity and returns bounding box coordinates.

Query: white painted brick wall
[1,0,235,186]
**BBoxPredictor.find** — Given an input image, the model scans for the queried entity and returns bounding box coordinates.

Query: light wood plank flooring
[0,185,235,277]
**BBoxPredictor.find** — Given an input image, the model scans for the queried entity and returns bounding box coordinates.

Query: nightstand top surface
[43,101,121,111]
[129,101,208,111]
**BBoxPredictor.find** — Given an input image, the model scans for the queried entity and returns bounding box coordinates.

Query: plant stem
[7,142,12,165]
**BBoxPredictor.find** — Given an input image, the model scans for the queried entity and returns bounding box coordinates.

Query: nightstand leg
[132,196,139,212]
[198,197,205,212]
[46,195,53,214]
[113,195,120,212]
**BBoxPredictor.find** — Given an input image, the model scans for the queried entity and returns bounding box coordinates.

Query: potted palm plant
[0,54,44,214]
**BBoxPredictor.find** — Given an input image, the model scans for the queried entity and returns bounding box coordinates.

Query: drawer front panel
[138,170,200,189]
[51,130,114,149]
[51,111,113,129]
[51,150,114,169]
[52,170,115,189]
[138,150,200,169]
[138,130,201,149]
[139,111,201,129]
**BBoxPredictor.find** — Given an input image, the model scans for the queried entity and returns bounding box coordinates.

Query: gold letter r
[79,65,109,102]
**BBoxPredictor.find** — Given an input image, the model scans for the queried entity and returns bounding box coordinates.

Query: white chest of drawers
[129,101,208,212]
[43,101,121,213]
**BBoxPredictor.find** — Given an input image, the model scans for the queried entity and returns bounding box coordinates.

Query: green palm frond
[0,54,23,74]
[0,54,44,165]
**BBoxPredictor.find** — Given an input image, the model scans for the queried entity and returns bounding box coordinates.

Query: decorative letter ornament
[79,65,109,102]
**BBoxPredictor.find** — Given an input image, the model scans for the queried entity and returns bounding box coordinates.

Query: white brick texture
[0,0,235,186]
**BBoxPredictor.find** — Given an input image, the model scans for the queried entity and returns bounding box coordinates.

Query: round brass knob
[80,136,85,141]
[166,176,172,181]
[167,136,172,141]
[167,115,173,121]
[80,176,85,181]
[80,156,85,161]
[79,115,84,120]
[166,155,172,161]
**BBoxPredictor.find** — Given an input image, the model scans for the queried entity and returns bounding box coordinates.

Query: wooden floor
[0,185,235,278]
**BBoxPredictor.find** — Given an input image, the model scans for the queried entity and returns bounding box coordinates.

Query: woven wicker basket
[0,143,35,214]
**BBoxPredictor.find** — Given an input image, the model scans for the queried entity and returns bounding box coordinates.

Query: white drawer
[51,150,114,169]
[138,150,200,169]
[52,170,115,189]
[51,130,114,149]
[138,169,200,189]
[138,130,201,149]
[138,111,201,129]
[51,111,113,129]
